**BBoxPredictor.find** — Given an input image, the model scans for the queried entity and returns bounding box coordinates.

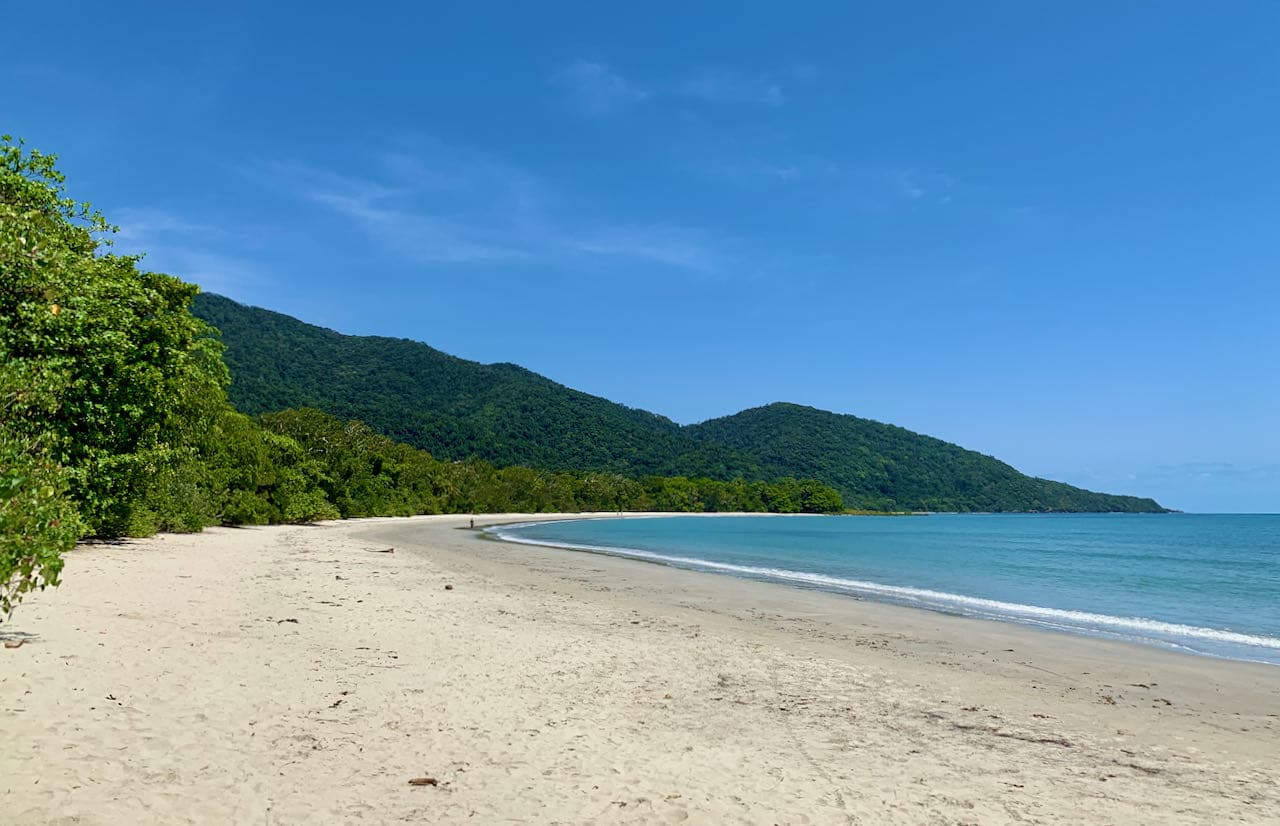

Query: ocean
[491,514,1280,665]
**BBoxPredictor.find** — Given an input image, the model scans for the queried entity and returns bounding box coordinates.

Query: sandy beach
[3,513,1278,824]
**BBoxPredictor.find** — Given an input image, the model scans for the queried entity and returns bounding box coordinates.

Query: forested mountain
[193,293,756,478]
[687,403,1164,512]
[193,294,1167,513]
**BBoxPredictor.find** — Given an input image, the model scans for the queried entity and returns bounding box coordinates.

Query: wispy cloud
[111,207,265,296]
[688,145,962,211]
[252,140,728,275]
[890,169,956,205]
[693,147,837,187]
[551,60,650,113]
[113,207,224,242]
[571,225,720,272]
[551,60,815,113]
[680,69,785,106]
[264,160,529,264]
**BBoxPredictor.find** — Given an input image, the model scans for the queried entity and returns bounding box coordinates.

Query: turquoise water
[493,514,1280,664]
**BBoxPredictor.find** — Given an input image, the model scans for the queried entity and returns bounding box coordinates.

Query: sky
[5,2,1278,512]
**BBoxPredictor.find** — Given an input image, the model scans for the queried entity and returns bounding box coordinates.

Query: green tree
[0,136,228,536]
[797,479,844,514]
[0,360,82,619]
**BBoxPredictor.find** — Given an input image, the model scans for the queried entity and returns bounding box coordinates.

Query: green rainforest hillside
[687,403,1166,513]
[191,293,757,479]
[192,293,1168,514]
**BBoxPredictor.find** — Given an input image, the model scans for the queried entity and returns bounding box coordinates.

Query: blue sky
[5,2,1278,511]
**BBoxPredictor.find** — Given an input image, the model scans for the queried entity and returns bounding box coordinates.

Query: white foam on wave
[489,525,1280,653]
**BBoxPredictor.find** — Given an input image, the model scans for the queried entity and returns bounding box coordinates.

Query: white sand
[3,514,1278,824]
